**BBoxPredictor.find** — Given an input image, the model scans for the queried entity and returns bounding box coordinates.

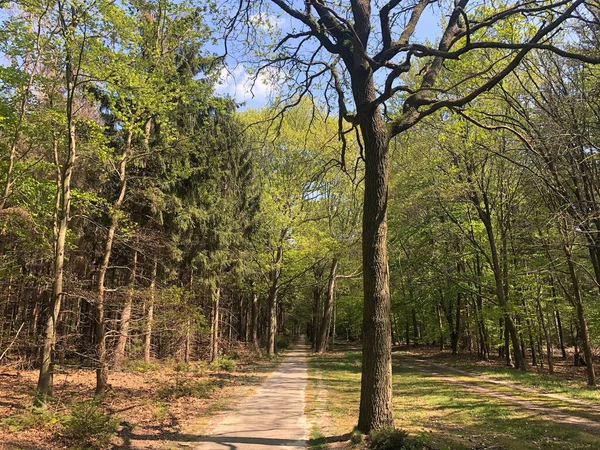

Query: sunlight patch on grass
[309,350,600,450]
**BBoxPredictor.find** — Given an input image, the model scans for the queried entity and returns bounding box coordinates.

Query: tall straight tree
[225,0,598,431]
[32,0,125,400]
[90,0,215,392]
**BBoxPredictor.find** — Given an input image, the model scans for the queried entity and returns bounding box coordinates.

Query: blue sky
[214,2,443,110]
[0,0,442,110]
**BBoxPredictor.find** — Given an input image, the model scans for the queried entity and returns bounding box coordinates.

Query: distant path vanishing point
[189,338,309,449]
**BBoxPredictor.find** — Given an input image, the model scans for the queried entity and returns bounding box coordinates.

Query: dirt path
[397,354,600,435]
[177,339,309,449]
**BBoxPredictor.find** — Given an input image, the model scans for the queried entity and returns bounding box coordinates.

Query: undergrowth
[2,398,119,450]
[158,377,218,399]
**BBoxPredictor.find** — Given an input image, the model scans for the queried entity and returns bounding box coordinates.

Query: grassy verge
[430,358,600,403]
[309,349,600,450]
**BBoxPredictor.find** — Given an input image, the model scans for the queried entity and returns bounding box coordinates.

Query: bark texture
[316,257,338,353]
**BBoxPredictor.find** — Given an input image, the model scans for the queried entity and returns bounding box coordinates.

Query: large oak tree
[223,0,598,431]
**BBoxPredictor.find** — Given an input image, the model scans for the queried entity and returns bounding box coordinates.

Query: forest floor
[0,346,280,450]
[308,343,600,450]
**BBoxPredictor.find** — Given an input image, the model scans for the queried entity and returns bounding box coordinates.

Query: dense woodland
[1,0,600,436]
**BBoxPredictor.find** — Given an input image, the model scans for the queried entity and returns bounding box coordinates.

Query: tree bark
[473,190,526,370]
[209,285,220,362]
[537,295,553,374]
[555,309,567,360]
[316,258,338,353]
[36,56,77,400]
[311,286,321,348]
[564,244,595,386]
[267,243,283,355]
[251,292,260,352]
[95,129,132,395]
[144,257,157,362]
[357,102,394,432]
[267,271,278,355]
[411,309,419,346]
[113,244,138,370]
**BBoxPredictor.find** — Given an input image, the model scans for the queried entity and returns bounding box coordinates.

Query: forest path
[397,354,600,436]
[179,338,309,449]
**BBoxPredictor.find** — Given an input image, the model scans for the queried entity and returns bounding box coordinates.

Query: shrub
[369,427,418,450]
[275,336,292,351]
[1,406,59,431]
[173,362,191,373]
[152,401,170,421]
[210,356,236,372]
[125,359,158,373]
[158,378,216,399]
[59,399,119,449]
[350,427,364,445]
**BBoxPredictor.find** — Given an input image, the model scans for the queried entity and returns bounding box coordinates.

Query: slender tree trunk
[36,70,77,400]
[317,258,338,353]
[331,294,337,350]
[228,304,233,343]
[95,129,132,395]
[504,319,512,366]
[114,244,138,370]
[411,309,419,346]
[555,309,567,360]
[144,257,157,362]
[251,292,260,352]
[521,299,537,366]
[437,305,444,350]
[311,286,321,348]
[210,285,220,362]
[184,320,191,363]
[267,273,278,355]
[267,243,283,355]
[564,245,595,386]
[475,199,525,370]
[451,291,461,355]
[239,295,245,342]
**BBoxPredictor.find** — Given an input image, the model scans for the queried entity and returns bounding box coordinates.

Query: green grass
[308,350,600,450]
[308,428,329,450]
[438,360,600,403]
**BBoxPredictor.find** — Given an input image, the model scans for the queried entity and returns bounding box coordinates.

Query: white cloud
[248,12,284,31]
[216,64,279,108]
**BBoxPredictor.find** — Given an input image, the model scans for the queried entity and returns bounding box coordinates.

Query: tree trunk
[210,285,220,362]
[357,101,394,432]
[564,245,595,386]
[36,72,77,400]
[144,257,157,362]
[331,294,337,350]
[411,309,419,346]
[95,130,132,395]
[267,243,283,355]
[317,258,338,353]
[555,309,567,360]
[114,244,138,370]
[475,196,525,370]
[437,305,444,350]
[184,320,191,363]
[251,292,260,352]
[267,272,278,355]
[311,286,321,348]
[450,291,461,355]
